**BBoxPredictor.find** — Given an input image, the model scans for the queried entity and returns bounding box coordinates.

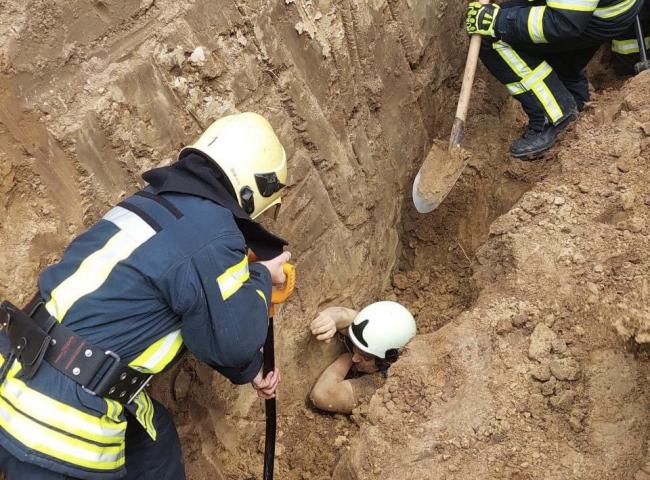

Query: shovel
[412,0,489,213]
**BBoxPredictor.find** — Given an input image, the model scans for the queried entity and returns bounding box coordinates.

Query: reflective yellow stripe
[547,0,598,11]
[0,396,124,470]
[129,330,183,374]
[493,41,564,122]
[256,289,267,308]
[105,399,123,423]
[594,0,637,18]
[0,358,125,444]
[528,6,548,43]
[46,206,156,321]
[216,256,250,300]
[531,83,564,122]
[133,392,157,440]
[612,37,650,54]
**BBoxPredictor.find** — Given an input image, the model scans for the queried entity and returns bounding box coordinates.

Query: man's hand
[310,309,339,343]
[466,2,499,37]
[251,368,280,399]
[258,251,291,286]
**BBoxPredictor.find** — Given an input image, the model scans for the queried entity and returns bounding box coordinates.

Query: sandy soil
[1,1,649,479]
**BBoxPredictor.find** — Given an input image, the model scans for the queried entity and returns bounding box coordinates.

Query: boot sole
[510,144,552,161]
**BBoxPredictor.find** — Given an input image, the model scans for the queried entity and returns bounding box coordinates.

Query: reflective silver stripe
[521,62,553,91]
[528,6,548,43]
[594,0,637,18]
[507,82,527,95]
[216,256,250,300]
[103,206,157,244]
[547,0,598,11]
[45,206,156,321]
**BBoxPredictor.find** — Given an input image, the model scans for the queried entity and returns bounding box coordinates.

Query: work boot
[510,114,577,160]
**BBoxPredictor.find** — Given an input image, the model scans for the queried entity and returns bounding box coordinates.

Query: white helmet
[179,112,287,219]
[348,301,416,359]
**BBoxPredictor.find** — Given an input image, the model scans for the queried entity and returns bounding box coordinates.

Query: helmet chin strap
[374,348,400,377]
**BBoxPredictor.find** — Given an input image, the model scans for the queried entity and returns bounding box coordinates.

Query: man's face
[351,346,379,374]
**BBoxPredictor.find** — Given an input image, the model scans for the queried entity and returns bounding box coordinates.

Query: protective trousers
[480,2,602,130]
[0,399,185,480]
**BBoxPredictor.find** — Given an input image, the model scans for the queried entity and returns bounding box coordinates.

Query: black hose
[262,318,276,480]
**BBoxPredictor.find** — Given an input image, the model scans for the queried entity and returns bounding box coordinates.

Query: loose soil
[0,1,649,480]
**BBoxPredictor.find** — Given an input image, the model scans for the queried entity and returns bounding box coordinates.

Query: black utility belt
[0,299,152,404]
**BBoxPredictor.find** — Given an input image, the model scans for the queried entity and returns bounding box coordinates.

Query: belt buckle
[127,374,153,404]
[81,350,121,397]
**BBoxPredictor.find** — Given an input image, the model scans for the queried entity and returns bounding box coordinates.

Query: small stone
[550,358,581,381]
[578,184,591,193]
[544,314,556,327]
[569,409,585,432]
[529,324,557,361]
[541,378,556,396]
[551,339,568,354]
[586,282,599,295]
[621,190,636,210]
[593,264,604,273]
[512,315,528,327]
[554,196,566,206]
[616,159,632,173]
[530,364,552,382]
[334,435,347,447]
[496,318,513,335]
[189,46,206,64]
[572,253,586,264]
[392,273,408,290]
[644,195,650,206]
[528,394,547,419]
[550,390,576,412]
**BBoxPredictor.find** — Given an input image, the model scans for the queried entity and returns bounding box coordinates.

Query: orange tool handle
[271,263,296,306]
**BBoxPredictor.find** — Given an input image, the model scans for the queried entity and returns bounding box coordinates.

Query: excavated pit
[1,1,650,480]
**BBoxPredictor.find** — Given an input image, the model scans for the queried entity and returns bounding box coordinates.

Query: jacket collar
[142,153,288,260]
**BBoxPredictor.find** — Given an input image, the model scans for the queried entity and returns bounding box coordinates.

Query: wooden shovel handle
[449,0,490,150]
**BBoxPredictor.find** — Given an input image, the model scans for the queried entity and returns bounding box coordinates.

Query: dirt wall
[0,1,478,478]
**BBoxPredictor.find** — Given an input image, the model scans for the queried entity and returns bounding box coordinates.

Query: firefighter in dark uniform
[610,0,649,75]
[466,0,645,159]
[0,112,291,479]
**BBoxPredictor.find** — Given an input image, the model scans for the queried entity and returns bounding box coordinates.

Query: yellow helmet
[179,112,287,219]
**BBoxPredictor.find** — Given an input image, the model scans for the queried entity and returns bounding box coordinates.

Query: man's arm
[309,353,357,414]
[310,306,358,342]
[166,233,272,385]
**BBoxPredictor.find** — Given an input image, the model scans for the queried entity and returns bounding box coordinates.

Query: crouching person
[309,302,416,414]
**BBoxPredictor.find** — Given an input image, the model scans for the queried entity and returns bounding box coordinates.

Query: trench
[150,75,552,479]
